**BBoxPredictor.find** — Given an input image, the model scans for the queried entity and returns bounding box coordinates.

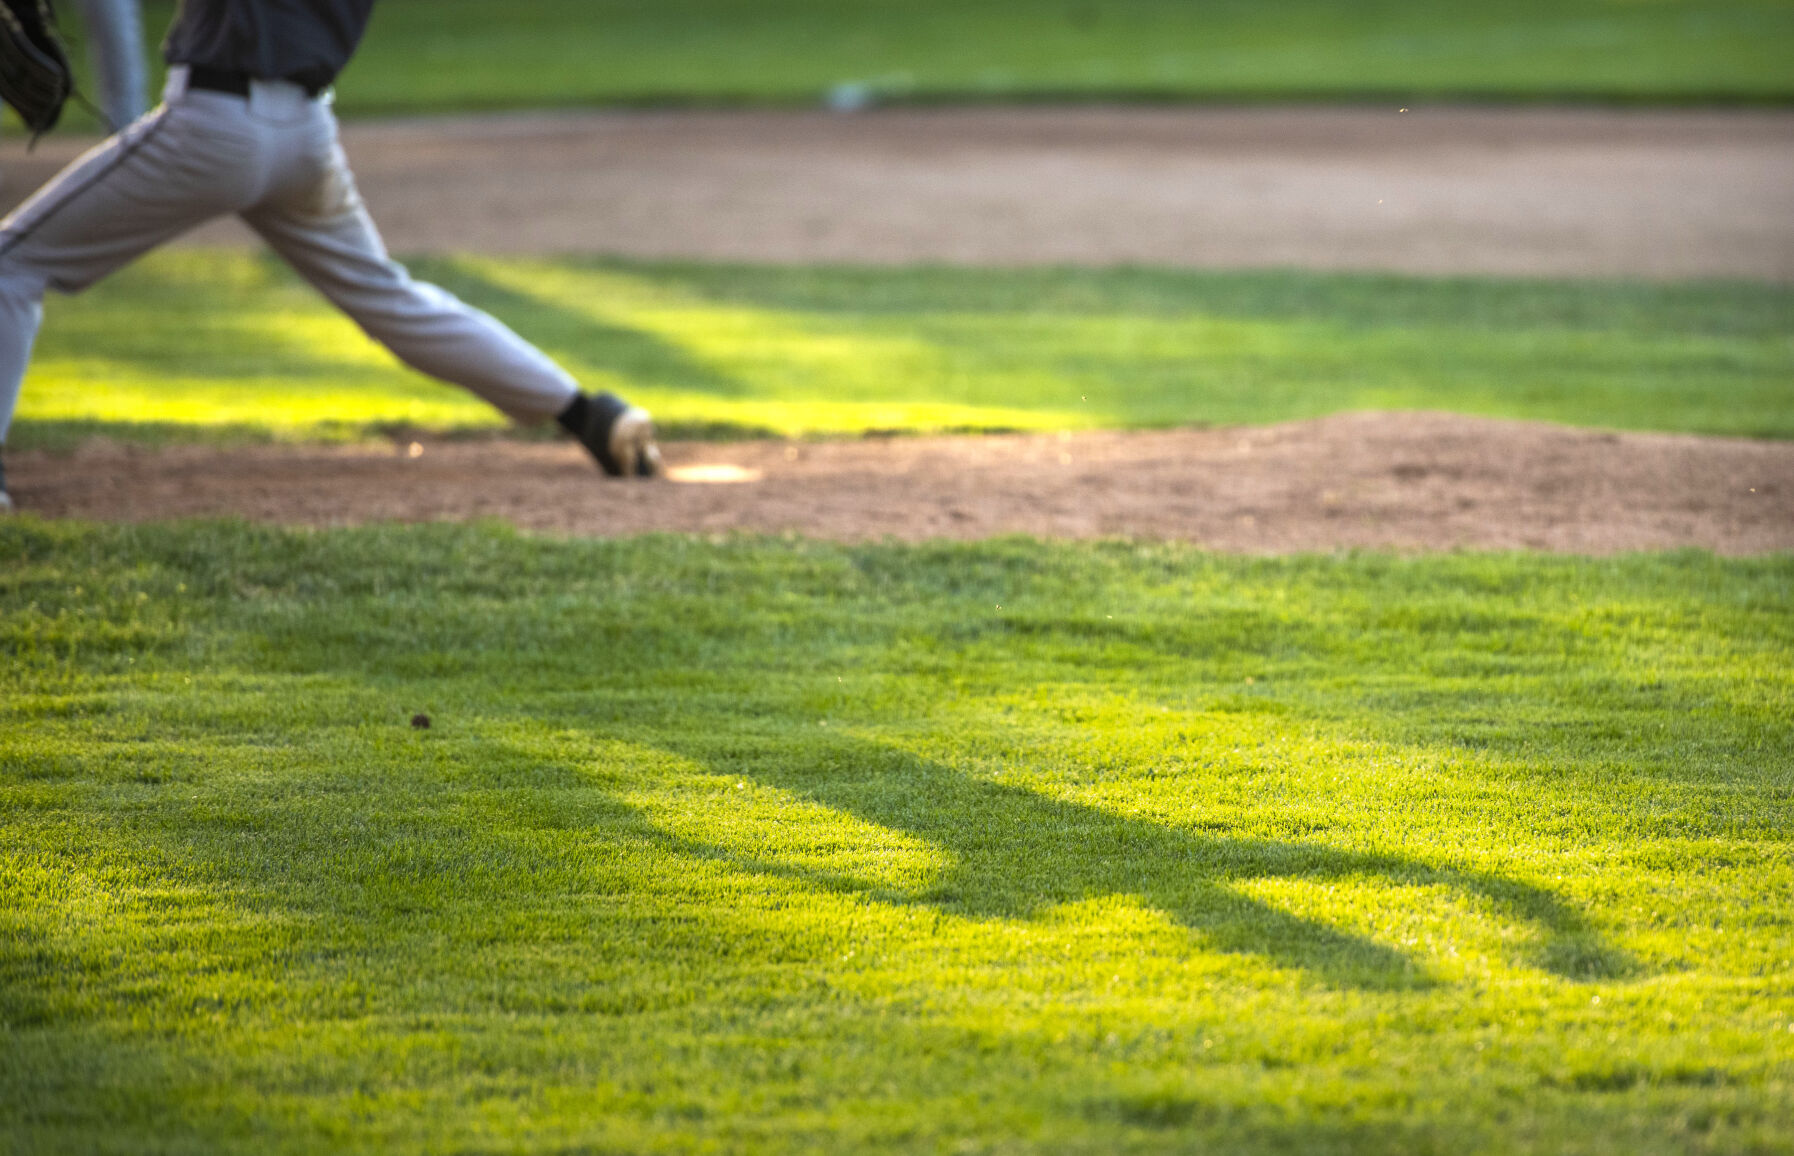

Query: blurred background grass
[49,0,1794,127]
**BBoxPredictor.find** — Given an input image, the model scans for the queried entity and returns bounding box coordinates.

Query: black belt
[186,64,324,99]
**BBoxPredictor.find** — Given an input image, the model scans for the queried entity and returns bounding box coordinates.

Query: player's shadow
[659,732,1635,990]
[413,257,754,400]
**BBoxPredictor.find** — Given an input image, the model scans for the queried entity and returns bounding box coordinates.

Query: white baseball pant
[0,67,580,445]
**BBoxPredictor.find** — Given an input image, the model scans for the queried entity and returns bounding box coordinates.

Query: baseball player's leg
[75,0,149,131]
[244,182,581,424]
[0,97,260,446]
[242,122,659,475]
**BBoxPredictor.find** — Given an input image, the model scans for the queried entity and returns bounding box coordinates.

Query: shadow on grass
[4,416,791,453]
[642,261,1794,340]
[3,420,291,454]
[414,257,756,401]
[0,712,1637,1065]
[3,418,524,454]
[648,730,1637,990]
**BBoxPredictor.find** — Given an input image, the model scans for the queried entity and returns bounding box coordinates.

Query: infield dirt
[6,107,1792,280]
[11,413,1791,554]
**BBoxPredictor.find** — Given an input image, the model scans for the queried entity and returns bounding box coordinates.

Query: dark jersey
[163,0,378,94]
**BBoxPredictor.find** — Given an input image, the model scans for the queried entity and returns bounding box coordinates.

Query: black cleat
[558,391,662,478]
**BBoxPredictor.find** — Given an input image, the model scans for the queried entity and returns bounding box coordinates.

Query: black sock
[556,393,590,437]
[557,392,634,476]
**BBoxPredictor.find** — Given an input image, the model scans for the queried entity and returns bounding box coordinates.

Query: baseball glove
[0,0,72,140]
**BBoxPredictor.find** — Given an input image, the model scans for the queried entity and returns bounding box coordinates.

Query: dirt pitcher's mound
[10,414,1790,554]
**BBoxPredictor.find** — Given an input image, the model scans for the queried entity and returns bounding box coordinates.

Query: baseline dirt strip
[6,108,1791,279]
[15,413,1791,553]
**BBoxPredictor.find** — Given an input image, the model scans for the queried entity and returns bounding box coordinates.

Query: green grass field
[11,5,1791,1153]
[15,11,1794,1145]
[2,522,1790,1152]
[60,0,1794,117]
[13,252,1793,450]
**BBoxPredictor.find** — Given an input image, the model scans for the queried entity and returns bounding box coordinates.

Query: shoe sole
[608,407,662,478]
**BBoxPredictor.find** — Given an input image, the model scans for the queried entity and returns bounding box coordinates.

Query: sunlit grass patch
[19,365,510,442]
[1,522,1790,1151]
[13,252,1793,449]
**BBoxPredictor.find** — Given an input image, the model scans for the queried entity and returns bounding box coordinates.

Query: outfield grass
[1,521,1790,1152]
[337,0,1794,108]
[13,252,1793,450]
[57,0,1794,119]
